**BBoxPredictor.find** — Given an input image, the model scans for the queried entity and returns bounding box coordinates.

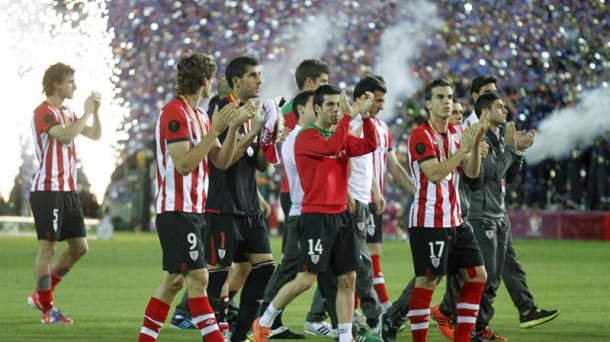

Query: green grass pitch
[0,233,608,341]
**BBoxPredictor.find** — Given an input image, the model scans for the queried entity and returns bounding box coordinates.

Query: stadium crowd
[102,0,609,224]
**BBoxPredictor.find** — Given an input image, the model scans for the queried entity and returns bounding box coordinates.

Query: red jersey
[295,115,377,214]
[155,98,212,214]
[407,122,463,228]
[371,118,393,199]
[31,101,78,192]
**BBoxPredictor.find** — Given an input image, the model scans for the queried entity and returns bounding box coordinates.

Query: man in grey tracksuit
[462,76,560,332]
[468,92,525,339]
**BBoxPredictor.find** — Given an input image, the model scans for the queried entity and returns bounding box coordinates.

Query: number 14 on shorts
[308,239,322,264]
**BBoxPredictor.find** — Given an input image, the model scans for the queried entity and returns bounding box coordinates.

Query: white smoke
[374,0,444,120]
[260,14,335,100]
[526,87,610,165]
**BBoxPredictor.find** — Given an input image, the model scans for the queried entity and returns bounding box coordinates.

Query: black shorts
[30,191,86,241]
[156,212,207,273]
[204,212,272,267]
[366,202,383,244]
[409,222,483,277]
[298,211,361,275]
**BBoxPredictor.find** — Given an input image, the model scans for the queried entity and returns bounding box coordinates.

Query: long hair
[174,52,217,95]
[42,63,75,96]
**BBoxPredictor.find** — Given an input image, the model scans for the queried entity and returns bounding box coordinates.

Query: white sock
[259,303,282,327]
[338,323,353,342]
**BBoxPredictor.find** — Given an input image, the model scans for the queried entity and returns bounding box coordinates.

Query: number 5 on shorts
[52,208,59,232]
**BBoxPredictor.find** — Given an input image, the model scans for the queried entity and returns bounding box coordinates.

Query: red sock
[354,292,360,310]
[408,287,433,342]
[138,297,170,342]
[189,296,224,342]
[50,270,63,292]
[455,282,484,342]
[37,287,54,314]
[371,255,391,306]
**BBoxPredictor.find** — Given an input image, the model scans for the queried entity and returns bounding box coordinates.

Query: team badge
[416,143,426,155]
[168,120,180,132]
[247,146,254,157]
[367,226,375,236]
[431,257,440,268]
[189,250,199,261]
[44,114,55,123]
[311,255,320,264]
[218,249,226,259]
[485,230,495,239]
[357,221,365,232]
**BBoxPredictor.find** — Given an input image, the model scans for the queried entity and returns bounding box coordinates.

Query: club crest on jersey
[327,150,346,159]
[311,255,320,264]
[218,249,226,259]
[357,221,365,232]
[367,226,375,236]
[45,114,55,123]
[416,143,426,155]
[189,250,199,261]
[485,230,495,239]
[431,257,440,268]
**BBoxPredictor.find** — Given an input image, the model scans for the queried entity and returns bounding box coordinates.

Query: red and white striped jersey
[155,98,212,214]
[31,101,78,192]
[407,122,463,228]
[371,118,393,198]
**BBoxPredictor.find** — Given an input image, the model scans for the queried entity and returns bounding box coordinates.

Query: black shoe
[520,307,560,328]
[380,313,398,342]
[268,326,306,340]
[226,300,239,327]
[470,330,485,342]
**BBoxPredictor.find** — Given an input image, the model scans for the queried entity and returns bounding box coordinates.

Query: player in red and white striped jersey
[406,78,489,342]
[139,52,253,342]
[27,63,102,325]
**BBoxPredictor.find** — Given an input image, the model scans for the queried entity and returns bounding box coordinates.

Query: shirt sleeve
[346,117,377,157]
[161,106,190,144]
[33,107,60,133]
[408,128,437,164]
